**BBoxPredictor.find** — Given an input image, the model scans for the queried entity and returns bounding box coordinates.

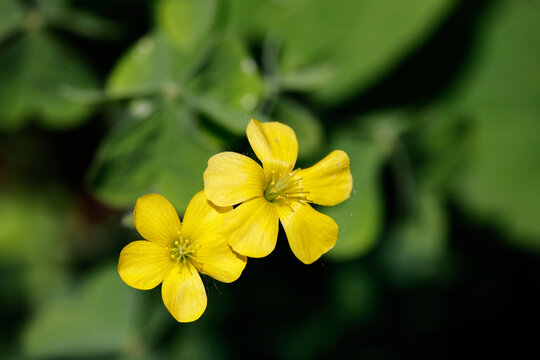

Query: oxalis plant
[1,0,539,359]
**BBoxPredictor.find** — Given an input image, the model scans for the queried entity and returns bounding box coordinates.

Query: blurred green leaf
[156,0,218,51]
[273,99,324,160]
[186,37,263,134]
[450,1,540,109]
[379,191,449,284]
[89,101,218,212]
[36,0,124,40]
[406,108,470,192]
[447,0,540,249]
[0,187,68,266]
[23,265,141,358]
[0,0,24,42]
[324,130,386,260]
[0,185,72,306]
[274,0,457,103]
[0,32,97,130]
[331,266,377,324]
[107,30,204,98]
[108,32,262,134]
[165,327,230,360]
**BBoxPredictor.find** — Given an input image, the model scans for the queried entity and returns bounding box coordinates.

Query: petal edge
[277,201,338,264]
[204,152,265,207]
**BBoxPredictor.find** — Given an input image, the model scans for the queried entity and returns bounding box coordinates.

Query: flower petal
[195,238,247,283]
[246,119,298,180]
[134,193,181,247]
[204,152,265,207]
[181,191,247,283]
[161,262,207,322]
[276,201,338,264]
[224,197,279,258]
[118,240,174,290]
[297,150,353,206]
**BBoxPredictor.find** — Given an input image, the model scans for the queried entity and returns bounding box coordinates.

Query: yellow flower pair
[118,119,353,322]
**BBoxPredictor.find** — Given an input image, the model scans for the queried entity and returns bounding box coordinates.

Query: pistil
[170,235,197,264]
[263,169,308,203]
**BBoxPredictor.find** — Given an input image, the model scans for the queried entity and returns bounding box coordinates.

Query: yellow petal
[181,191,247,283]
[195,237,247,283]
[276,201,338,264]
[118,240,174,290]
[161,262,207,322]
[297,150,353,206]
[204,152,265,207]
[134,193,181,247]
[246,119,298,180]
[224,197,279,258]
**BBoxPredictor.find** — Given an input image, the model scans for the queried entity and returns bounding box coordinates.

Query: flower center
[263,169,308,203]
[169,232,198,264]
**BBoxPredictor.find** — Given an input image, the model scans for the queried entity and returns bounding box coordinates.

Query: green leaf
[324,131,386,260]
[155,0,218,51]
[36,0,124,41]
[273,98,324,161]
[447,0,540,250]
[186,37,263,134]
[405,107,470,192]
[449,1,540,109]
[455,108,540,249]
[378,192,449,285]
[0,32,97,130]
[88,101,218,212]
[0,186,69,266]
[331,266,377,324]
[23,265,141,358]
[165,327,230,360]
[107,30,204,98]
[107,32,262,135]
[275,0,457,103]
[0,186,72,305]
[0,0,24,42]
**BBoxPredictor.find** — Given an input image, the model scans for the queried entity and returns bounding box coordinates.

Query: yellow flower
[118,191,247,322]
[204,119,353,264]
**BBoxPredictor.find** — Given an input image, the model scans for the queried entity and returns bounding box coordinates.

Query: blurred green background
[1,0,539,358]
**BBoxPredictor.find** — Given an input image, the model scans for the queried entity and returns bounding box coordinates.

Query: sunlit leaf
[88,101,218,212]
[23,265,141,358]
[324,130,386,260]
[447,0,540,249]
[0,32,97,130]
